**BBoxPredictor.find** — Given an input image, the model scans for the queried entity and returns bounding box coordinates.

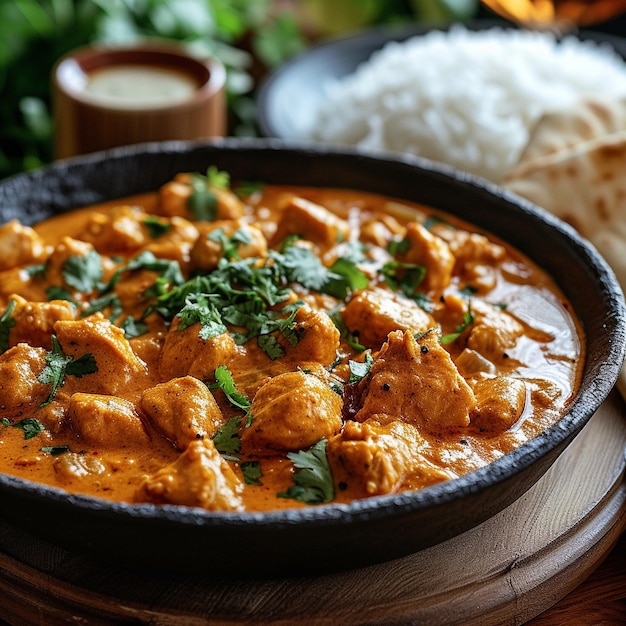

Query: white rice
[305,25,626,182]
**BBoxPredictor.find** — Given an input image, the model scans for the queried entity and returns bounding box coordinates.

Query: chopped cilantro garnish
[241,461,263,485]
[348,352,374,384]
[40,445,70,456]
[82,293,123,321]
[208,227,252,261]
[143,215,171,238]
[26,263,46,278]
[209,365,253,423]
[388,237,411,256]
[0,299,16,354]
[381,260,426,299]
[459,285,478,296]
[62,249,103,293]
[440,306,475,344]
[328,306,366,352]
[120,316,149,338]
[278,245,329,291]
[13,417,45,440]
[187,166,229,221]
[212,416,242,460]
[322,257,369,299]
[176,294,227,340]
[46,285,76,304]
[38,336,98,407]
[205,165,230,188]
[234,180,263,198]
[278,439,334,504]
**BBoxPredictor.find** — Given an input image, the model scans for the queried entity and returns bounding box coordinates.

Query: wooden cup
[53,41,227,159]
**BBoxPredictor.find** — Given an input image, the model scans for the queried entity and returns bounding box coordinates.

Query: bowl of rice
[257,21,626,183]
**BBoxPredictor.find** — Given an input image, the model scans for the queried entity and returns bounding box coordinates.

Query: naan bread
[513,96,626,170]
[504,130,626,396]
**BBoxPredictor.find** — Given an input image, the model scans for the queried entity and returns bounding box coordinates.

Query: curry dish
[0,168,583,512]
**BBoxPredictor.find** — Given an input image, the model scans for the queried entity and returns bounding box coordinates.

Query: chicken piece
[0,219,49,271]
[54,314,148,397]
[141,376,224,450]
[158,319,238,382]
[241,371,343,453]
[470,376,528,433]
[54,452,106,482]
[81,205,152,252]
[271,196,350,250]
[359,213,406,248]
[136,438,244,511]
[68,393,150,447]
[341,287,434,350]
[347,330,476,434]
[43,236,109,300]
[328,419,456,498]
[466,300,525,365]
[431,225,506,269]
[395,222,454,297]
[157,173,244,220]
[280,304,340,369]
[0,343,48,415]
[190,219,268,271]
[5,294,75,350]
[141,215,200,273]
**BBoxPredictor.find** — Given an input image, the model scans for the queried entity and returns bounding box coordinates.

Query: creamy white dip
[84,64,198,109]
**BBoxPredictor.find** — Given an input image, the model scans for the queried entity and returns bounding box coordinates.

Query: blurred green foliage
[0,0,476,180]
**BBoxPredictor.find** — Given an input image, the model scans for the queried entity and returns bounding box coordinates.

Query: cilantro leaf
[241,461,263,485]
[209,365,252,421]
[40,445,70,456]
[279,245,328,290]
[38,336,97,406]
[208,227,252,261]
[0,299,16,354]
[388,236,411,256]
[13,417,45,440]
[322,257,369,299]
[81,293,123,321]
[46,286,77,304]
[120,316,149,338]
[176,294,227,340]
[205,165,230,188]
[187,166,229,222]
[381,260,426,298]
[143,215,171,238]
[63,249,103,293]
[348,352,374,384]
[278,439,334,504]
[440,306,475,344]
[212,416,242,460]
[66,353,98,378]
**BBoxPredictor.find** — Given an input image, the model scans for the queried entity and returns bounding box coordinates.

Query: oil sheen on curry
[0,168,583,512]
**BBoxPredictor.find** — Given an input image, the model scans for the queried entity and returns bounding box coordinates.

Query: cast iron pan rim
[0,138,623,531]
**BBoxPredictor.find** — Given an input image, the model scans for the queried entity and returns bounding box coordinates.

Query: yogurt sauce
[84,64,198,109]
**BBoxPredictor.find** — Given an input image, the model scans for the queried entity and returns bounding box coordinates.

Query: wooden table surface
[529,530,626,624]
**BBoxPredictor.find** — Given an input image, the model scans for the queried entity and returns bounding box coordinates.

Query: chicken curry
[0,168,583,512]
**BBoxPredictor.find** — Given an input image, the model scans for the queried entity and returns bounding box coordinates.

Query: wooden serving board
[0,390,625,625]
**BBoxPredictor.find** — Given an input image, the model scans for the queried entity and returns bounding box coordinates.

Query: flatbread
[504,130,626,397]
[513,96,626,170]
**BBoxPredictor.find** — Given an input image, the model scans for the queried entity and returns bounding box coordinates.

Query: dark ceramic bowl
[0,139,623,576]
[257,20,626,143]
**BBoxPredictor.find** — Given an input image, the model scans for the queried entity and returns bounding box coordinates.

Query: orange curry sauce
[0,171,583,512]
